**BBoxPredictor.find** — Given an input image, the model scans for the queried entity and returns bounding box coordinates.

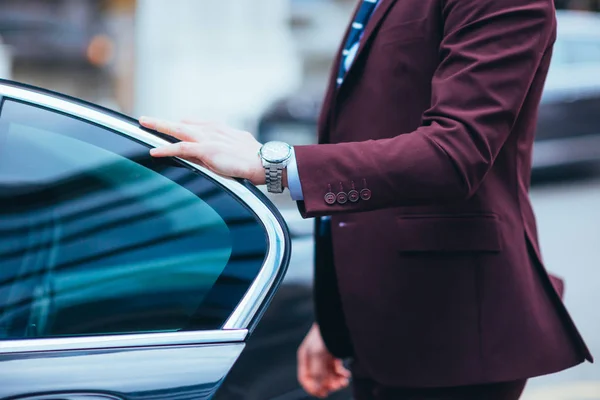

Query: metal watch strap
[265,165,284,193]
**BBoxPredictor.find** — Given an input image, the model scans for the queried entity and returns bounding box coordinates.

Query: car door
[0,80,290,400]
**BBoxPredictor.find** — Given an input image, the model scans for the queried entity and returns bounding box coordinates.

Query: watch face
[260,141,292,163]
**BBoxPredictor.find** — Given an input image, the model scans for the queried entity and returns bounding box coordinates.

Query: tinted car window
[0,100,268,339]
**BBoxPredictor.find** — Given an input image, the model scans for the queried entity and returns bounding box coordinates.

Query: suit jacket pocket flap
[396,214,502,252]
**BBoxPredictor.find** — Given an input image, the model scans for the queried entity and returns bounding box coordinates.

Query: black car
[0,79,302,400]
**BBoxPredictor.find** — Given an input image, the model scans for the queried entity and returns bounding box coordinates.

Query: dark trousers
[351,378,528,400]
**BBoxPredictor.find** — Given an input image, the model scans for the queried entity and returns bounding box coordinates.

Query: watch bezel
[259,141,292,164]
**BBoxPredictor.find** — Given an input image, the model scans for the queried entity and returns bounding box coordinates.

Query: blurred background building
[0,1,599,399]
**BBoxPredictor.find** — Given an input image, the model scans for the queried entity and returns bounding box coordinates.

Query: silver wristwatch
[259,141,293,194]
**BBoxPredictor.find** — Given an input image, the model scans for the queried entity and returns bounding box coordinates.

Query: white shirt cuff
[287,148,304,201]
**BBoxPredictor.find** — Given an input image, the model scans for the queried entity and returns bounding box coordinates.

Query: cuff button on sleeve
[324,192,337,205]
[360,188,372,201]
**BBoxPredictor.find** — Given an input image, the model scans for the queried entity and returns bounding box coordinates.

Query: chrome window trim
[0,82,287,353]
[0,329,248,353]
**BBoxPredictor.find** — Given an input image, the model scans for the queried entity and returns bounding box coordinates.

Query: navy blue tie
[337,0,380,86]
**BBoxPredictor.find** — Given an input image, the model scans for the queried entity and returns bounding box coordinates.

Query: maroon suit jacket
[295,0,593,388]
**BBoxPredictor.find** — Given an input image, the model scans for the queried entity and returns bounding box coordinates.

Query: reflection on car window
[0,100,268,339]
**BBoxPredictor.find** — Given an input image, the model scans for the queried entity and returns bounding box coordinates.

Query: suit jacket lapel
[317,1,363,143]
[318,0,398,143]
[340,0,398,89]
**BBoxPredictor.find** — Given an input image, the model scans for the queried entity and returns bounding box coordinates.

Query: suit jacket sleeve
[295,0,555,218]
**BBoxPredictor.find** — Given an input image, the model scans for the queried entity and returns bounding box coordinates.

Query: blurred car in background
[0,0,119,106]
[0,0,105,66]
[258,10,600,177]
[534,10,600,171]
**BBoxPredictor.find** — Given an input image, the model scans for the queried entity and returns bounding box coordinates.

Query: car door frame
[0,79,290,399]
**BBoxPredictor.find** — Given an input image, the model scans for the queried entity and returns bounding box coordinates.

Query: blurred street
[523,173,600,399]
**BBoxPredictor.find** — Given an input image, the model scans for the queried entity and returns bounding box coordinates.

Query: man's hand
[297,323,351,398]
[139,117,265,185]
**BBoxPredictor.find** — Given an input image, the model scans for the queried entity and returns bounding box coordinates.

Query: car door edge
[0,78,291,353]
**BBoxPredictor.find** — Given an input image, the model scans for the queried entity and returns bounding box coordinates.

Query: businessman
[140,0,592,398]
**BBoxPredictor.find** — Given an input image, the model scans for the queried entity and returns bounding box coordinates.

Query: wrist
[259,141,292,193]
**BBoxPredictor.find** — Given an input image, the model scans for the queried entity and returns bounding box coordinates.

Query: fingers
[325,377,350,394]
[140,117,197,142]
[297,325,351,398]
[325,371,350,393]
[308,351,329,398]
[320,359,350,394]
[149,141,204,160]
[180,118,215,126]
[182,118,246,138]
[298,346,326,398]
[333,359,351,378]
[298,353,348,398]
